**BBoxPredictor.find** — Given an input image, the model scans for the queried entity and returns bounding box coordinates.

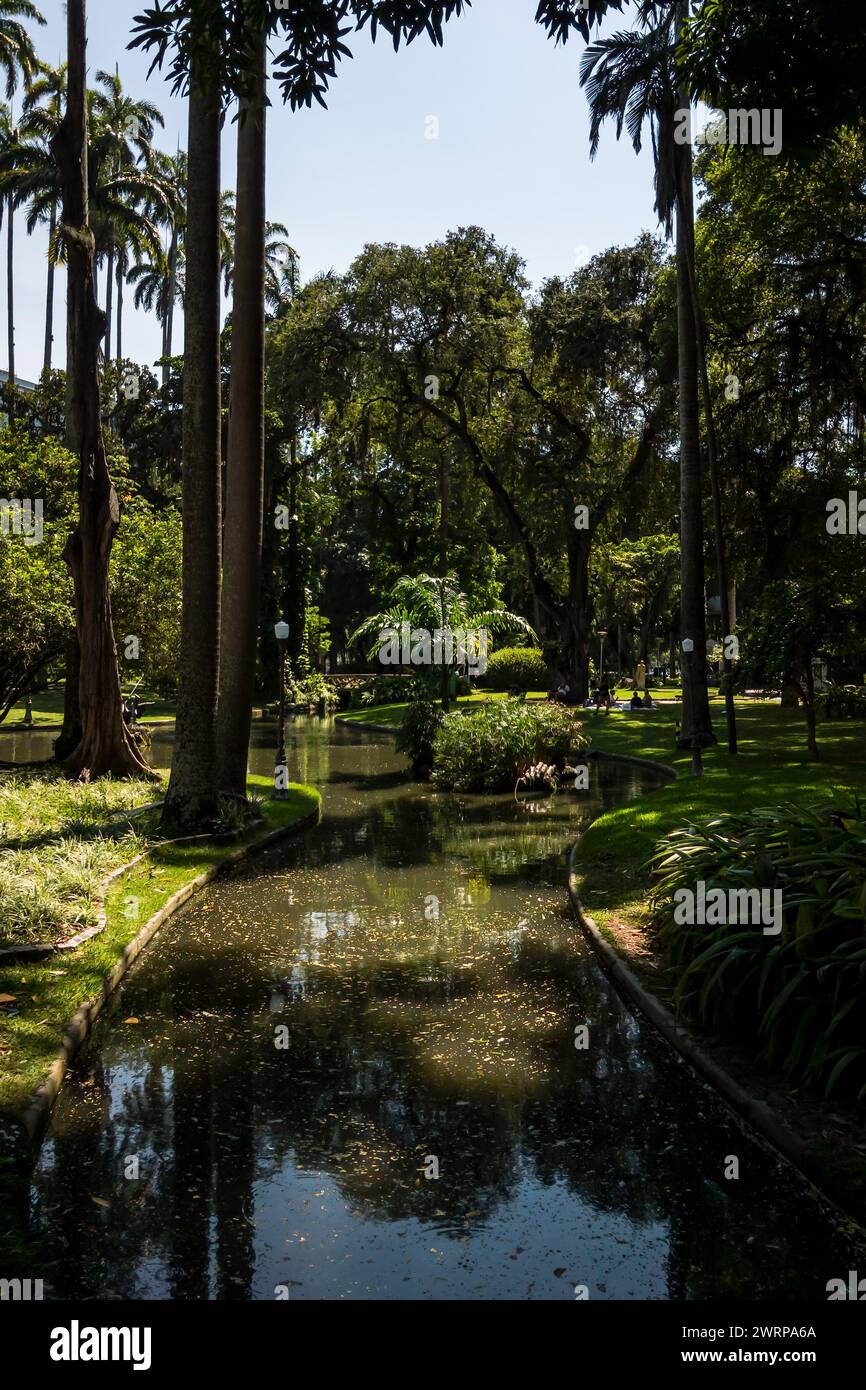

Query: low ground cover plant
[648,802,866,1100]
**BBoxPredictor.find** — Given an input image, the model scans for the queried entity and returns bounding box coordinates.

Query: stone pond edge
[569,750,865,1234]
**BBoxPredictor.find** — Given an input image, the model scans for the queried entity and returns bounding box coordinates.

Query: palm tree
[20,61,65,375]
[580,0,716,765]
[0,102,18,390]
[352,574,537,711]
[0,0,42,97]
[128,147,186,384]
[161,43,224,829]
[90,68,166,359]
[219,189,297,310]
[0,66,170,377]
[215,24,268,798]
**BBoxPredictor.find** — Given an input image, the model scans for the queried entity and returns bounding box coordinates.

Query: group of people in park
[548,659,657,713]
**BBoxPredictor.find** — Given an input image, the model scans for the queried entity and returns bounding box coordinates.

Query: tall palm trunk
[6,192,14,393]
[438,453,450,710]
[104,243,114,362]
[674,2,714,764]
[682,243,738,754]
[53,0,151,778]
[163,56,223,826]
[215,34,267,796]
[43,199,57,376]
[116,250,124,365]
[163,224,178,386]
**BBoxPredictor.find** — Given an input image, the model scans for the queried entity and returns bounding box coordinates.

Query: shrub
[481,646,548,692]
[432,699,587,792]
[396,698,444,777]
[285,670,337,707]
[648,802,866,1100]
[818,683,866,720]
[349,673,425,708]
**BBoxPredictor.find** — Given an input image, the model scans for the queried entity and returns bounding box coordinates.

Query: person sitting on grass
[642,689,654,708]
[629,690,643,710]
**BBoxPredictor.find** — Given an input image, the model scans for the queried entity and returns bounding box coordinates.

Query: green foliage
[0,433,75,717]
[110,503,183,696]
[395,696,444,777]
[432,699,588,792]
[285,670,336,707]
[481,646,549,691]
[350,673,425,708]
[818,684,866,721]
[649,803,866,1101]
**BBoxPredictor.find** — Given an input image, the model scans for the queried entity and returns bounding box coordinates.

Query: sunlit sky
[12,0,663,381]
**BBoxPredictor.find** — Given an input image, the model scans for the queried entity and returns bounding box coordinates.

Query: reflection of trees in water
[32,910,866,1300]
[29,767,866,1300]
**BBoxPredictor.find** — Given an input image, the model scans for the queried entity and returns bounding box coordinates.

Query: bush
[349,673,425,708]
[481,646,548,692]
[396,698,444,777]
[648,802,866,1100]
[285,669,337,707]
[818,683,866,720]
[432,699,587,792]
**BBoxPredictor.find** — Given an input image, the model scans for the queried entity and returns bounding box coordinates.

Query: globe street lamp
[275,620,290,799]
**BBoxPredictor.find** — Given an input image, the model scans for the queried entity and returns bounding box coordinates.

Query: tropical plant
[351,573,537,710]
[648,802,866,1100]
[396,696,444,777]
[432,699,587,792]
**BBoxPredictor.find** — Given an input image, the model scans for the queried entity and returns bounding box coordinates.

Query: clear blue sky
[12,0,662,381]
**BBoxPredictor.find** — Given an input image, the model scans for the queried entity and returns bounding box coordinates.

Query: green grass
[572,704,866,939]
[3,686,177,727]
[0,774,320,1113]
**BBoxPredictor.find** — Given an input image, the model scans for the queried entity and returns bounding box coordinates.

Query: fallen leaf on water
[91,1197,110,1208]
[0,993,16,1004]
[123,1017,140,1025]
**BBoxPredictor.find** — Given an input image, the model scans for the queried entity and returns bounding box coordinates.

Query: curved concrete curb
[6,799,322,1162]
[335,716,401,736]
[568,751,863,1232]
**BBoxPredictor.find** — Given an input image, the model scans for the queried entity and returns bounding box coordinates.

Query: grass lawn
[0,773,320,1115]
[570,705,866,1040]
[3,686,177,727]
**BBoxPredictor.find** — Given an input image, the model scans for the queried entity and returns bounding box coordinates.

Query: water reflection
[14,720,866,1300]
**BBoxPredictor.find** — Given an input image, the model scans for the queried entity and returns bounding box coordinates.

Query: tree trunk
[439,452,450,710]
[43,199,57,376]
[116,252,124,366]
[215,39,267,798]
[163,225,178,386]
[681,193,737,755]
[673,70,715,758]
[54,633,82,761]
[6,194,14,395]
[104,244,114,363]
[563,524,592,702]
[52,0,151,779]
[163,57,223,826]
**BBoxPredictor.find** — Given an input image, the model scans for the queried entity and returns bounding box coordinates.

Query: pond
[6,718,865,1299]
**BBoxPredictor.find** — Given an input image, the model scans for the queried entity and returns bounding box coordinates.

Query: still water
[6,719,865,1299]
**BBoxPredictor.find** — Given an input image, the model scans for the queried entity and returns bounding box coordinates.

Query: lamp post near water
[275,620,289,799]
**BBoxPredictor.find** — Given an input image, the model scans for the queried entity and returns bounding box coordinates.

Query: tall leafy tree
[580,0,716,762]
